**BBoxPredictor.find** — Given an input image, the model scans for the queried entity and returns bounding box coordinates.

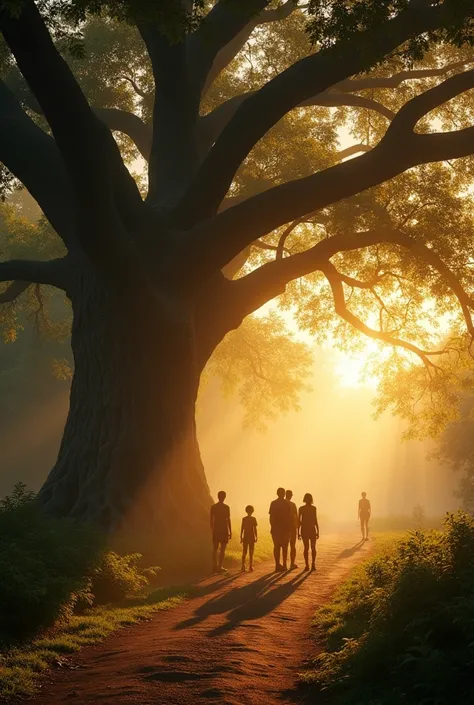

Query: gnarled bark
[38,269,212,559]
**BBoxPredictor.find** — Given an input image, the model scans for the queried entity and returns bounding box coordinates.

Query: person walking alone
[358,492,371,541]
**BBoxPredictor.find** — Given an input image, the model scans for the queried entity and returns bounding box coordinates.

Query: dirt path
[33,534,371,705]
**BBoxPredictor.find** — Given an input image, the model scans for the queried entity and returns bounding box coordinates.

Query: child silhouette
[240,505,258,572]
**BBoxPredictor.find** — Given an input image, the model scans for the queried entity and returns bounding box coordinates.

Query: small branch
[198,91,393,156]
[321,260,442,370]
[0,280,30,304]
[117,73,149,99]
[201,0,302,95]
[301,91,395,120]
[335,60,474,94]
[188,0,272,99]
[228,226,474,355]
[276,218,305,259]
[337,143,373,160]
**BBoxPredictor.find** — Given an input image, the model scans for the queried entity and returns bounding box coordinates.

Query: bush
[90,551,160,604]
[307,512,474,705]
[0,483,162,646]
[0,483,101,646]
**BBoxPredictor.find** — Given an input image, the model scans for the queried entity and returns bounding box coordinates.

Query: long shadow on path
[337,540,365,560]
[175,572,288,631]
[208,571,311,637]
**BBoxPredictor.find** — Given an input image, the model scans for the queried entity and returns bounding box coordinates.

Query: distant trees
[0,1,474,550]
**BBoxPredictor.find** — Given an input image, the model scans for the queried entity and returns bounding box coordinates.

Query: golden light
[332,343,382,389]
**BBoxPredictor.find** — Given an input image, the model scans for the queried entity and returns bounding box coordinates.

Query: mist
[200,349,458,522]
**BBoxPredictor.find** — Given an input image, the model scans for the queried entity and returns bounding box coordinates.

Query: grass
[0,587,185,700]
[0,528,273,700]
[300,514,474,705]
[304,532,400,654]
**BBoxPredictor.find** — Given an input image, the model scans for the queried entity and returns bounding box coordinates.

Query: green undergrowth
[302,513,474,705]
[0,484,187,700]
[0,586,186,700]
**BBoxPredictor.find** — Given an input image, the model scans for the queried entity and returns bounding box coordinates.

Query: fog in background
[202,346,457,521]
[0,344,458,519]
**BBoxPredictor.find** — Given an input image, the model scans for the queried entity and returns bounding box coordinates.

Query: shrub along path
[32,534,371,705]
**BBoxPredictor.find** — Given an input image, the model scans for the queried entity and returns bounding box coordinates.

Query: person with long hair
[298,493,319,571]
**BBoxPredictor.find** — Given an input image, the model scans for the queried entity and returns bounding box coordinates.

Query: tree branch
[0,1,149,286]
[179,1,458,225]
[302,90,395,120]
[187,0,272,99]
[94,108,152,161]
[182,68,474,285]
[0,2,110,214]
[200,0,299,96]
[139,24,198,204]
[198,89,393,155]
[337,143,373,160]
[334,59,473,94]
[0,81,76,249]
[0,280,30,304]
[5,68,153,163]
[198,58,468,155]
[321,260,442,369]
[228,224,474,358]
[0,258,69,302]
[117,73,149,99]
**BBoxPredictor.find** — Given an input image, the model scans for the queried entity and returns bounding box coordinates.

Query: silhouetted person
[358,492,371,541]
[210,490,232,573]
[298,493,319,571]
[240,505,258,573]
[286,489,299,569]
[269,487,292,572]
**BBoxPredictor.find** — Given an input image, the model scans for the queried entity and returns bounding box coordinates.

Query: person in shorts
[240,505,258,573]
[286,489,299,569]
[269,487,291,572]
[210,490,231,573]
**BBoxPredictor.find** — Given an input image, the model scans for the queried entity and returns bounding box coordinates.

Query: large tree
[1,0,474,551]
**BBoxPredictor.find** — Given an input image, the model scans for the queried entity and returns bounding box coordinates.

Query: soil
[32,533,371,705]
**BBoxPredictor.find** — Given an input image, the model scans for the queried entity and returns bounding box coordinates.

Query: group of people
[210,489,371,574]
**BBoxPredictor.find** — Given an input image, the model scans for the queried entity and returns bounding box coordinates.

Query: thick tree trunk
[38,271,213,561]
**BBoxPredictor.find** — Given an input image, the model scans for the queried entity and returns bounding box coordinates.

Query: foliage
[0,483,162,650]
[438,395,474,511]
[306,0,474,58]
[304,512,474,705]
[204,311,313,430]
[90,551,160,604]
[0,483,100,646]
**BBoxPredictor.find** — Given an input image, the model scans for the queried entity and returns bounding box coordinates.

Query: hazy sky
[198,347,459,522]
